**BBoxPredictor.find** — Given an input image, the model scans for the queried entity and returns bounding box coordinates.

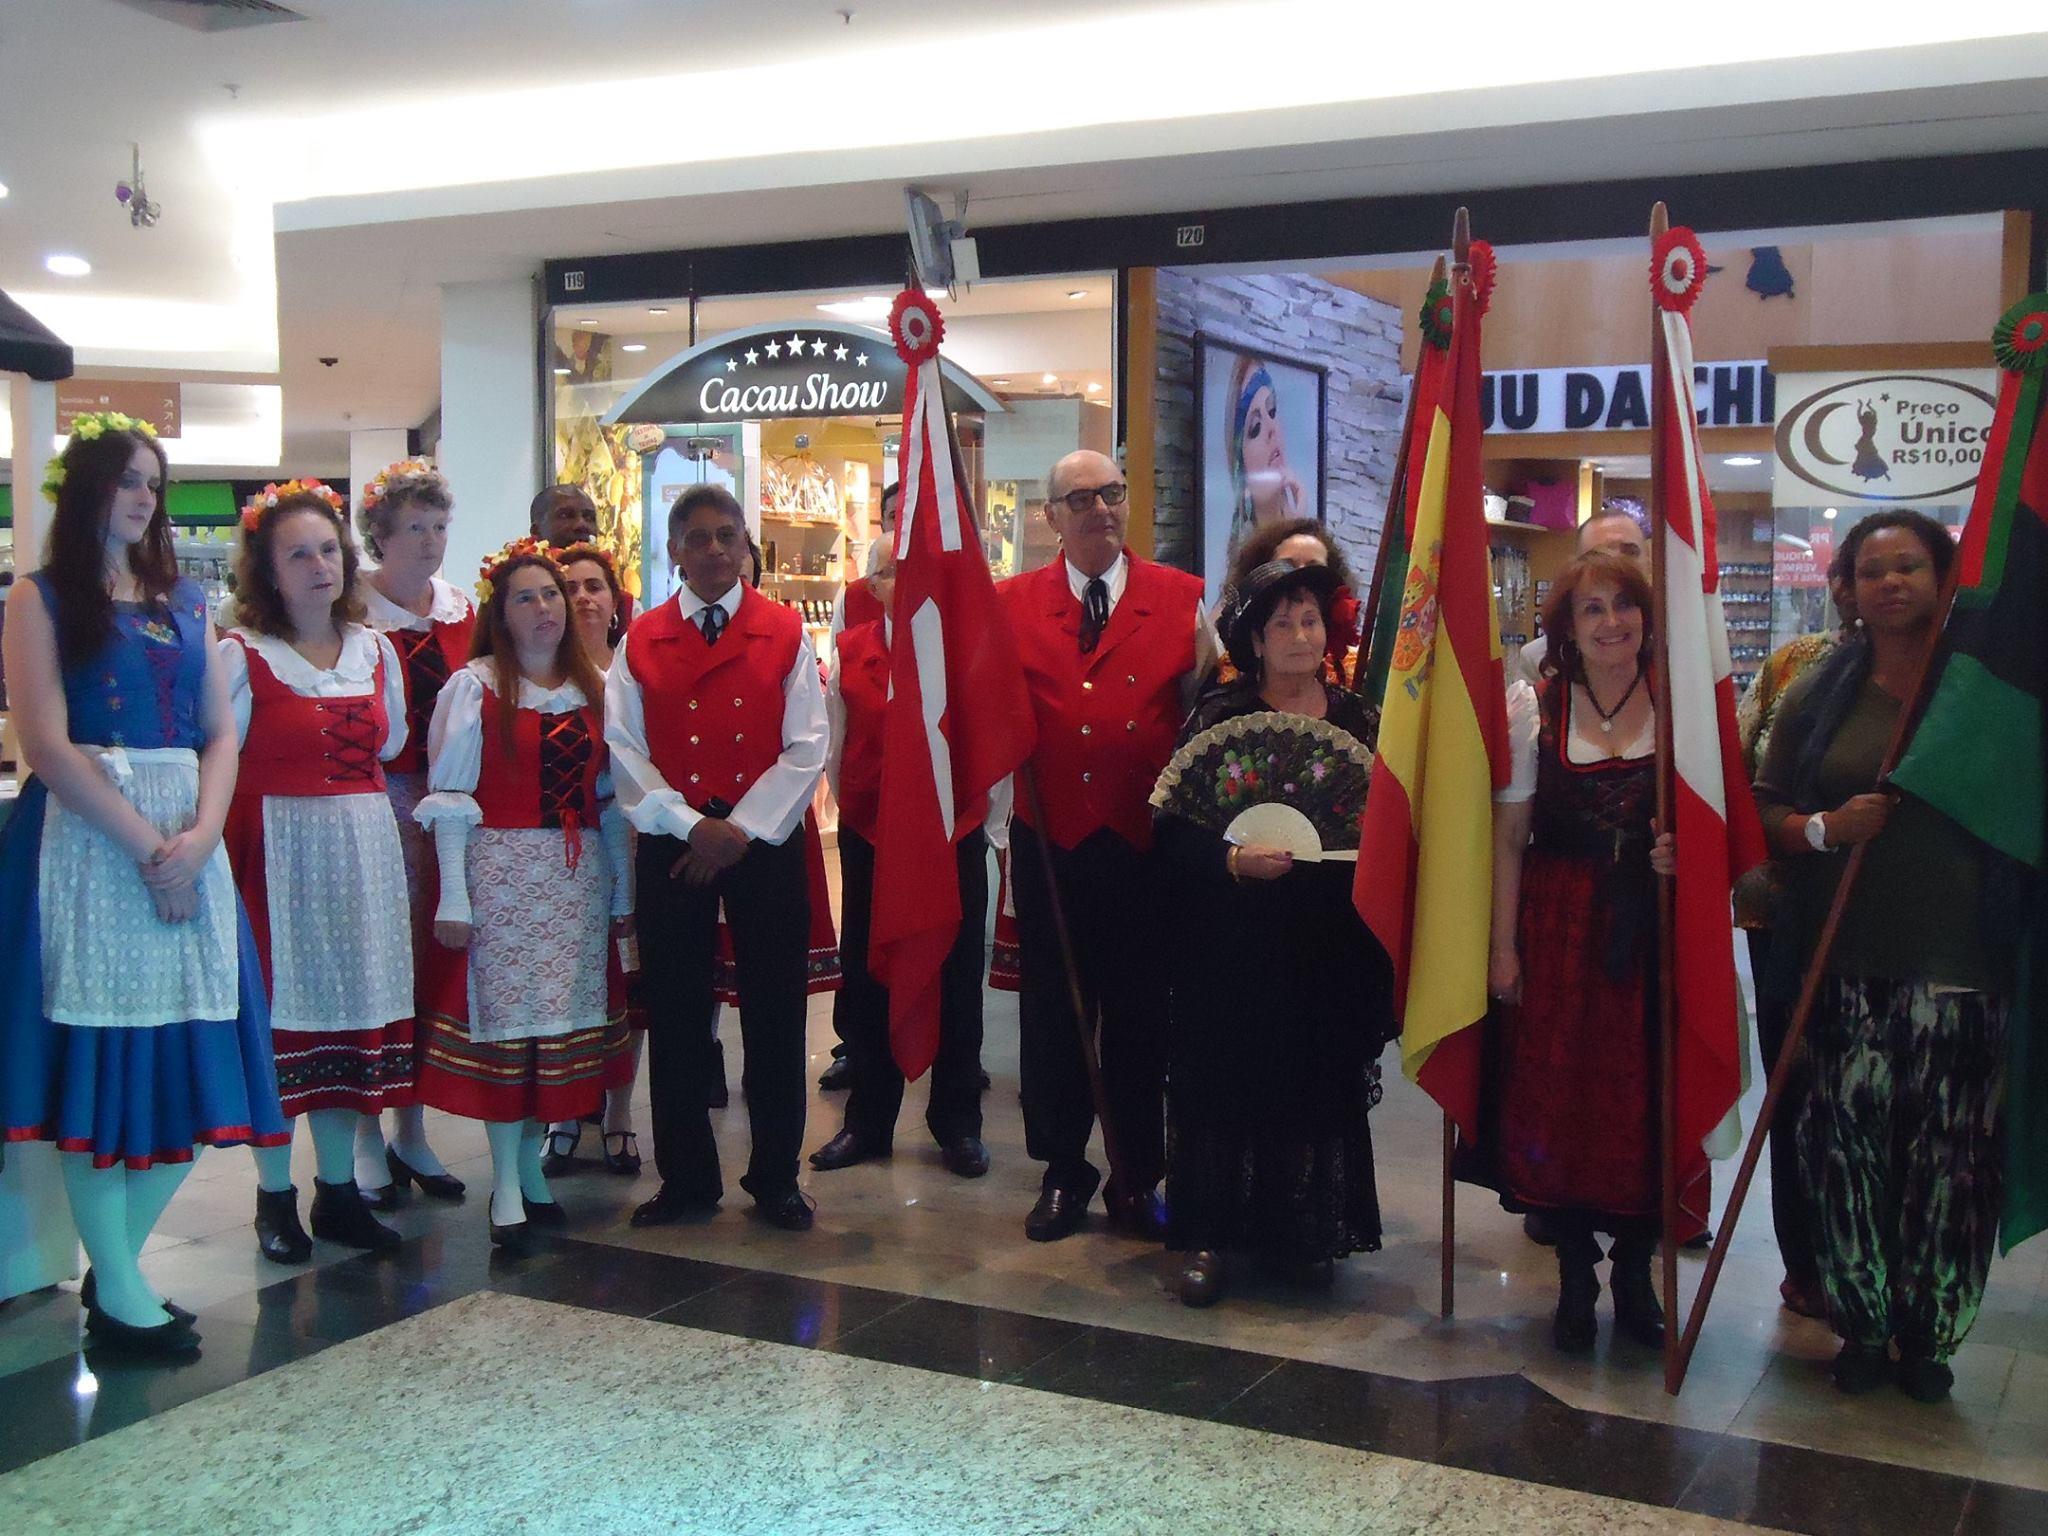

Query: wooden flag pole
[1646,201,1685,1396]
[1354,254,1445,700]
[1669,554,1965,1390]
[1438,209,1474,1324]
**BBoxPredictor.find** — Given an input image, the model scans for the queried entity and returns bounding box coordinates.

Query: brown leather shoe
[1175,1250,1224,1307]
[1104,1184,1168,1242]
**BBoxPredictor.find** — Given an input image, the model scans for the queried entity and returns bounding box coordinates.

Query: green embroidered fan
[1149,711,1372,861]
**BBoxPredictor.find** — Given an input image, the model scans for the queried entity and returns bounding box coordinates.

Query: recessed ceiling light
[1823,507,1839,519]
[578,318,597,327]
[990,378,1010,387]
[1723,455,1763,467]
[1040,373,1058,385]
[622,342,647,353]
[647,306,670,315]
[1086,382,1103,394]
[553,367,571,376]
[1066,289,1088,300]
[45,253,90,277]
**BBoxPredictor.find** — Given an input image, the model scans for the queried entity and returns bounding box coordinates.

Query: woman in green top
[1754,509,2010,1405]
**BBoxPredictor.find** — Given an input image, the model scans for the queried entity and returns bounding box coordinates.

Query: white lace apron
[263,793,415,1033]
[462,826,611,1044]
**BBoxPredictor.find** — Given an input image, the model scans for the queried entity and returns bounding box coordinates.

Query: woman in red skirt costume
[352,459,471,1208]
[413,539,629,1254]
[221,484,416,1260]
[1487,550,1678,1355]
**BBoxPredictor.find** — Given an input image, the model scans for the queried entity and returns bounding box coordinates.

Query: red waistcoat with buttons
[998,555,1206,852]
[625,585,802,813]
[380,612,475,776]
[232,632,391,799]
[471,685,605,833]
[832,619,986,845]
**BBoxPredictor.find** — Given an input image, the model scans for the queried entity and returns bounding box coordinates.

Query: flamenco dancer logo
[1392,543,1441,700]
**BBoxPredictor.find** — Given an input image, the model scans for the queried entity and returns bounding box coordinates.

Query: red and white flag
[1649,227,1770,1225]
[869,289,1036,1079]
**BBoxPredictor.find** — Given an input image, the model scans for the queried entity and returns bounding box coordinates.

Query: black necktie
[1080,577,1110,654]
[699,603,726,646]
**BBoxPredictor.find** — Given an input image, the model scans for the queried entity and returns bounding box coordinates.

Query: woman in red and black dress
[352,459,471,1207]
[1488,551,1678,1355]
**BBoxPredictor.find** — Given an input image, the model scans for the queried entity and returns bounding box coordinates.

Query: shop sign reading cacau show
[603,322,1004,429]
[1772,370,1998,505]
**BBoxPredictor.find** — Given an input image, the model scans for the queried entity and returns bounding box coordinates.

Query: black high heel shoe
[387,1146,466,1202]
[82,1268,195,1327]
[83,1300,200,1357]
[522,1195,568,1228]
[488,1211,533,1256]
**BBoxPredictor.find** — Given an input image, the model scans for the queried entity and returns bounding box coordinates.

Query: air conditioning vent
[109,0,307,31]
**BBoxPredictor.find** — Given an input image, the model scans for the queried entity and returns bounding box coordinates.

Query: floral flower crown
[240,479,345,532]
[40,410,161,504]
[475,534,561,608]
[360,457,438,515]
[552,531,623,573]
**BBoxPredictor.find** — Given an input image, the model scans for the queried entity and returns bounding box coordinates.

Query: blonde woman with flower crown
[350,459,472,1209]
[412,539,630,1253]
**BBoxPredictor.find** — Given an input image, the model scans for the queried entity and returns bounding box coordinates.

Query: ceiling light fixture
[1823,506,1839,519]
[648,306,670,315]
[1723,455,1763,467]
[1041,373,1058,385]
[622,342,647,353]
[817,296,892,320]
[0,180,9,199]
[45,253,91,277]
[1086,382,1102,393]
[1066,289,1088,300]
[553,367,571,376]
[990,378,1010,386]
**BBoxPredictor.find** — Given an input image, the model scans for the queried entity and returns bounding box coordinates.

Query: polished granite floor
[3,948,2045,1533]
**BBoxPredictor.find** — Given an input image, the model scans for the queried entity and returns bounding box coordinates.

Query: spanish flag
[1354,252,1509,1136]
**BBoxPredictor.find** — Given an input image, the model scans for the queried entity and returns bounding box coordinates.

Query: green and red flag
[1890,291,2048,1253]
[1354,244,1510,1135]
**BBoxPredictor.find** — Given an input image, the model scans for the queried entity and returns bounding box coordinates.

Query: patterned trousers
[1798,975,2009,1360]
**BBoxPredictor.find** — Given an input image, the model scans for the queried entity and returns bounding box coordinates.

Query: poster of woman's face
[1196,336,1327,603]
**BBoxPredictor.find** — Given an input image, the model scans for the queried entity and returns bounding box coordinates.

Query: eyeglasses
[1053,482,1128,514]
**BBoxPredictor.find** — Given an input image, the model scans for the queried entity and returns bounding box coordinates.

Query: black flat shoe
[938,1136,990,1179]
[1175,1250,1224,1308]
[522,1196,568,1228]
[601,1132,641,1176]
[309,1178,402,1253]
[1833,1342,1891,1395]
[1897,1353,1955,1404]
[630,1187,719,1227]
[387,1147,466,1202]
[83,1302,200,1357]
[1104,1184,1168,1242]
[817,1055,853,1092]
[751,1188,816,1232]
[489,1215,533,1257]
[540,1125,583,1178]
[1025,1174,1099,1243]
[82,1269,195,1327]
[254,1185,313,1265]
[808,1129,889,1171]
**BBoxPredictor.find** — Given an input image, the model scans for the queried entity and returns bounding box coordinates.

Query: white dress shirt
[605,582,828,847]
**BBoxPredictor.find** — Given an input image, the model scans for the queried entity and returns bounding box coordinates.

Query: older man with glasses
[996,449,1218,1242]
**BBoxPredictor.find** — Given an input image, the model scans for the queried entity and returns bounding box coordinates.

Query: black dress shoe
[1175,1250,1224,1308]
[1897,1353,1955,1403]
[489,1214,533,1257]
[253,1185,313,1265]
[309,1178,402,1253]
[1025,1175,1099,1243]
[1833,1341,1891,1395]
[387,1147,466,1202]
[630,1188,718,1227]
[808,1129,889,1171]
[83,1302,200,1357]
[1104,1184,1169,1242]
[540,1124,583,1178]
[938,1136,990,1179]
[817,1055,853,1092]
[82,1268,195,1327]
[751,1188,816,1231]
[522,1196,569,1228]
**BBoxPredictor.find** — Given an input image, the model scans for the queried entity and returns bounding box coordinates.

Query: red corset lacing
[539,710,595,872]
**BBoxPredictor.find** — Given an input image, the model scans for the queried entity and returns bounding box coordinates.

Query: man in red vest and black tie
[606,485,828,1232]
[999,449,1216,1241]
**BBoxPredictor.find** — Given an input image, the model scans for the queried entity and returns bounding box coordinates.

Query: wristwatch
[1804,813,1832,852]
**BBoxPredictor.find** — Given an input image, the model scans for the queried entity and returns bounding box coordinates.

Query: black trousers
[1009,821,1167,1194]
[1747,927,1820,1285]
[834,828,988,1147]
[636,831,808,1201]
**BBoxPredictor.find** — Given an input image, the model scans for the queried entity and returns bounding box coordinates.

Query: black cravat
[1080,577,1110,654]
[699,603,726,646]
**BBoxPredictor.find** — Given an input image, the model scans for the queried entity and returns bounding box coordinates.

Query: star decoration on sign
[725,358,738,372]
[787,334,806,354]
[811,338,827,356]
[764,342,780,359]
[855,353,868,367]
[744,348,759,365]
[834,344,848,361]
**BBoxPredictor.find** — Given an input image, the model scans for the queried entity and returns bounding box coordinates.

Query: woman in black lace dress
[1156,560,1395,1307]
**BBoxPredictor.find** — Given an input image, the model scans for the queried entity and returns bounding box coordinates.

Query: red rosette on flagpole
[1992,292,2048,375]
[1467,240,1498,316]
[1651,226,1709,314]
[889,289,945,365]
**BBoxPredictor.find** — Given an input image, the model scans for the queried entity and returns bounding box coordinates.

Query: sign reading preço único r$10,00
[1772,370,1997,506]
